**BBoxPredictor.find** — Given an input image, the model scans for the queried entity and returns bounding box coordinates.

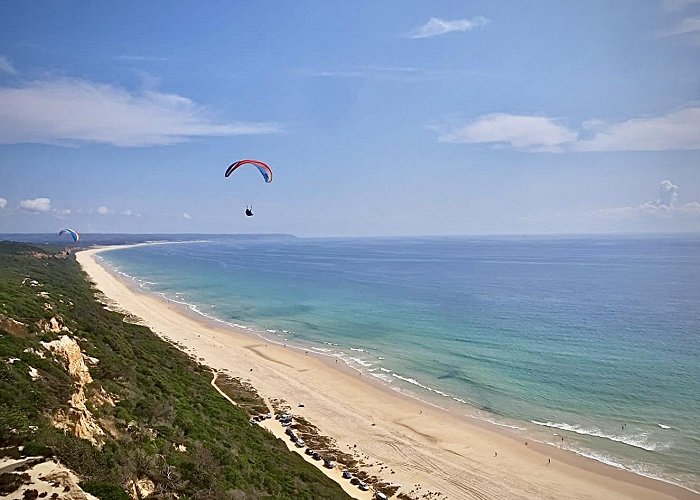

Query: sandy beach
[76,246,696,500]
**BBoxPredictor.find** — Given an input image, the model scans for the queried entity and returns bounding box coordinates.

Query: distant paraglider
[225,159,273,217]
[58,228,80,242]
[225,159,273,183]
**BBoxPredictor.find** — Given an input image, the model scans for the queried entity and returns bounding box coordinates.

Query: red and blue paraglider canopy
[225,159,273,183]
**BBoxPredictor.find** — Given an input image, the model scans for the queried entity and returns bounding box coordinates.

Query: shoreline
[77,244,697,500]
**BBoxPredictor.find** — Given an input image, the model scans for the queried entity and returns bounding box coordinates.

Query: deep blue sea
[99,235,700,491]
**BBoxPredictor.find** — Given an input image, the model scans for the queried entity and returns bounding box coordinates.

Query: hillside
[0,242,350,499]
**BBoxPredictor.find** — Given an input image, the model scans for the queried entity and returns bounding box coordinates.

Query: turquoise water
[100,236,700,491]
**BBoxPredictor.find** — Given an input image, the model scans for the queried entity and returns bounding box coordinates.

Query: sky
[1,0,699,236]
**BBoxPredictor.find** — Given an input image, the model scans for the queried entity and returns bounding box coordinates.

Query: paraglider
[58,228,80,242]
[225,159,273,183]
[225,159,273,217]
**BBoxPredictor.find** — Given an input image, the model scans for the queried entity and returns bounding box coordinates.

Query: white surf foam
[530,420,664,452]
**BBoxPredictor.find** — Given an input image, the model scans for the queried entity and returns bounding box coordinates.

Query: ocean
[99,235,700,492]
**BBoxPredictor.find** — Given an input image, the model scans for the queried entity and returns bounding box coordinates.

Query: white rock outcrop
[41,335,106,447]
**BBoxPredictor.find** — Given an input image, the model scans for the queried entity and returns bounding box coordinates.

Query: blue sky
[1,0,699,236]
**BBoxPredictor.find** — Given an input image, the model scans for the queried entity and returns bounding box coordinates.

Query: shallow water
[101,235,700,491]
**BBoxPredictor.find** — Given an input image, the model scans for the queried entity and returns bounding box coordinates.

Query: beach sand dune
[77,246,695,500]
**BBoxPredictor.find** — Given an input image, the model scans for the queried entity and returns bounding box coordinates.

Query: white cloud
[122,209,133,216]
[0,77,280,147]
[0,56,16,75]
[0,197,7,209]
[676,201,700,214]
[574,107,700,152]
[20,197,51,213]
[183,212,192,220]
[657,180,678,206]
[599,202,700,218]
[440,107,700,152]
[598,181,700,219]
[439,114,577,150]
[97,206,109,215]
[408,17,488,39]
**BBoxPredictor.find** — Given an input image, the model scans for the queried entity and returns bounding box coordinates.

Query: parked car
[323,458,334,469]
[375,492,388,500]
[312,452,322,461]
[295,439,305,448]
[305,448,314,456]
[358,481,369,491]
[342,470,352,479]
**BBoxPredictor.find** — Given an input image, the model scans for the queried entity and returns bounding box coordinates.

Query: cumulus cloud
[183,212,192,220]
[408,16,488,39]
[0,56,16,75]
[598,181,700,219]
[20,197,51,213]
[0,197,7,209]
[97,206,109,215]
[439,114,577,150]
[440,107,700,152]
[657,180,679,206]
[0,77,280,147]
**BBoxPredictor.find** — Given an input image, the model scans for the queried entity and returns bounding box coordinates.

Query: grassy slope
[0,242,350,500]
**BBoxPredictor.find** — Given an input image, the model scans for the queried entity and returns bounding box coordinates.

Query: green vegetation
[0,242,350,499]
[215,375,269,417]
